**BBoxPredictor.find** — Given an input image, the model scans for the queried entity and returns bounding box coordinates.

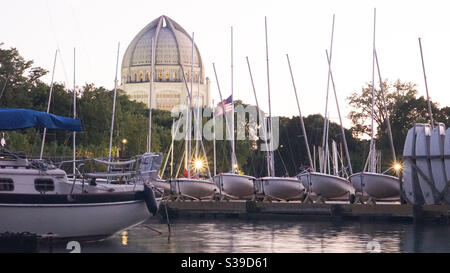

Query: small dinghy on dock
[255,177,305,201]
[300,172,354,200]
[214,173,256,199]
[349,172,399,199]
[349,10,400,202]
[170,178,218,200]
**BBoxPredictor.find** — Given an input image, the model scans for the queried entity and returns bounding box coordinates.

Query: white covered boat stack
[402,123,450,205]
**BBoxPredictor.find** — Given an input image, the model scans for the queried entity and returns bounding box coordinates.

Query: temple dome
[120,15,210,111]
[122,15,203,80]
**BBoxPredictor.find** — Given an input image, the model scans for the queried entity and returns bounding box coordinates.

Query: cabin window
[34,179,55,193]
[0,178,14,191]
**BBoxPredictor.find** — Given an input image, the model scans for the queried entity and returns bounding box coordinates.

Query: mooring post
[413,205,424,223]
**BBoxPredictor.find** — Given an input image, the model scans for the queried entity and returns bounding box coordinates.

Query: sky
[1,0,450,128]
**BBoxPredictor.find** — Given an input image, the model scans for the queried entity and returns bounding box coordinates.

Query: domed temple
[120,15,210,111]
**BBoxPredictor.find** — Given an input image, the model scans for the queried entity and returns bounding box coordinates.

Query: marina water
[45,218,450,253]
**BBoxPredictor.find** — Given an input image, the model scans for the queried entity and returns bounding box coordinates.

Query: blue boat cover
[0,108,82,131]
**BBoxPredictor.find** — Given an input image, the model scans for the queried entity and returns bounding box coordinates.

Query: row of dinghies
[153,122,450,206]
[153,170,396,204]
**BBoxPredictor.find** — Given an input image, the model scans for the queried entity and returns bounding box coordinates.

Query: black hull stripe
[0,192,145,205]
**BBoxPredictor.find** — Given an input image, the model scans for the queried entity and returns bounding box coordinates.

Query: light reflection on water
[48,218,450,253]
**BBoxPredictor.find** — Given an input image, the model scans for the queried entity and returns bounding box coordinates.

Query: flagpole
[212,64,234,163]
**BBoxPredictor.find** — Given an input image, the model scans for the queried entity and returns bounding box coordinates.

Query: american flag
[215,95,233,116]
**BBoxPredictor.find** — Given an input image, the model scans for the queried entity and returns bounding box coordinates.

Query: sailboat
[251,17,304,201]
[212,27,256,199]
[0,109,160,239]
[0,48,159,238]
[169,32,218,200]
[298,15,355,202]
[349,9,400,202]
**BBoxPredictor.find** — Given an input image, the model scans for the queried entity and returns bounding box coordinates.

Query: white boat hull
[0,199,151,239]
[170,178,218,199]
[443,127,450,203]
[213,173,256,198]
[349,172,400,199]
[415,124,437,204]
[255,177,304,200]
[299,172,354,199]
[431,124,449,203]
[402,125,425,205]
[151,178,171,192]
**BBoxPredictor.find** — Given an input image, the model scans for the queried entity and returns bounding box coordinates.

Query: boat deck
[160,200,450,223]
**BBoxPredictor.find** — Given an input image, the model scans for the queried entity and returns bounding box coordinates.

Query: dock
[160,201,450,223]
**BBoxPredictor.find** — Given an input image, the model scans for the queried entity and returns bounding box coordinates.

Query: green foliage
[347,79,450,171]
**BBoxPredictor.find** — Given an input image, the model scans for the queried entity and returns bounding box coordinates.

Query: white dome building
[120,15,210,111]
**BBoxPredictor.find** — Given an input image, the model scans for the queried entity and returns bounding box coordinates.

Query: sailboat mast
[369,8,377,173]
[212,63,233,159]
[40,50,58,160]
[265,16,275,177]
[418,37,434,129]
[374,50,397,163]
[325,50,353,175]
[108,43,120,165]
[231,26,237,172]
[188,32,195,178]
[213,99,217,176]
[286,54,313,169]
[246,57,270,176]
[72,48,76,176]
[321,14,335,173]
[148,38,155,153]
[195,74,200,161]
[332,140,338,175]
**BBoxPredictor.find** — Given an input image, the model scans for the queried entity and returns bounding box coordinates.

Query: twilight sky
[1,0,449,128]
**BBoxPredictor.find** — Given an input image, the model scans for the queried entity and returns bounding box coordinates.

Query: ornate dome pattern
[122,15,203,73]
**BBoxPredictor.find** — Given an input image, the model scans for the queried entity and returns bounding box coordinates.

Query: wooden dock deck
[160,200,450,223]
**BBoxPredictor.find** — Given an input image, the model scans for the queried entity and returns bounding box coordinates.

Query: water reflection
[121,231,128,246]
[46,218,450,253]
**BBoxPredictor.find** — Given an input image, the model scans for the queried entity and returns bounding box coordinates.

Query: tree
[347,79,450,170]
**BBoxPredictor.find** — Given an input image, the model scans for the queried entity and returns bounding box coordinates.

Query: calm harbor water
[45,218,450,253]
